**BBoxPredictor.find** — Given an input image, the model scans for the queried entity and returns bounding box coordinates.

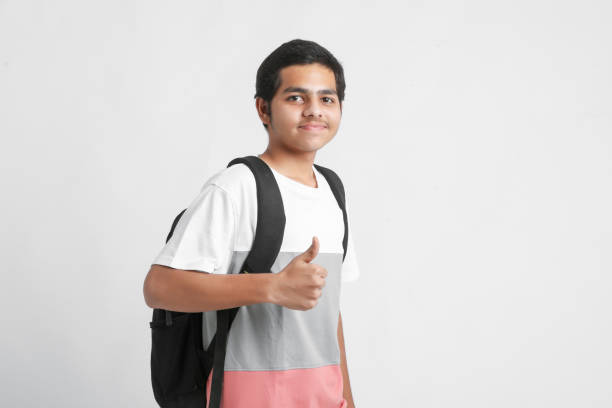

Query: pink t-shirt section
[205,364,348,408]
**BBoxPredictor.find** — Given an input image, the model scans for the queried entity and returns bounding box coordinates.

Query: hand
[270,236,328,310]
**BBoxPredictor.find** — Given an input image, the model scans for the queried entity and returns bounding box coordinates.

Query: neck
[258,148,318,187]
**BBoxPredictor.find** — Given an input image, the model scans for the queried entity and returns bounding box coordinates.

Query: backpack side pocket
[150,311,206,405]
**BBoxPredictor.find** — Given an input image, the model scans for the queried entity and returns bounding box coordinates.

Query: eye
[322,97,335,104]
[287,95,304,102]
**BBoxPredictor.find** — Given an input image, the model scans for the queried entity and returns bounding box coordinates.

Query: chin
[286,134,333,152]
[306,141,330,152]
[286,142,323,154]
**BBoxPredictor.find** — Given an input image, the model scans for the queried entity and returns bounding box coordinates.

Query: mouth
[299,124,327,131]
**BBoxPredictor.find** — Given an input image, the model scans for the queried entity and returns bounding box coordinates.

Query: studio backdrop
[1,1,611,407]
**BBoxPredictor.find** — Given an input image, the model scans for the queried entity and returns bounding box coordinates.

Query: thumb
[300,236,320,263]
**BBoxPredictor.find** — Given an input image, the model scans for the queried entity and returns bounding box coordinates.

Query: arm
[143,264,276,312]
[143,237,323,313]
[338,311,356,407]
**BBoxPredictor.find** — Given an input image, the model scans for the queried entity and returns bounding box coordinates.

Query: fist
[272,236,328,310]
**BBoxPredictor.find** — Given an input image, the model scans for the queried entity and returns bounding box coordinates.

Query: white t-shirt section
[152,162,360,283]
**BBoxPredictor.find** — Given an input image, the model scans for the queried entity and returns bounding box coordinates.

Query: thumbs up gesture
[271,236,328,310]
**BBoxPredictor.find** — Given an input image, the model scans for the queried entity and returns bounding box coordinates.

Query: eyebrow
[281,86,338,96]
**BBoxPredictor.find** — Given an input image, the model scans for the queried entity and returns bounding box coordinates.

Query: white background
[1,1,611,407]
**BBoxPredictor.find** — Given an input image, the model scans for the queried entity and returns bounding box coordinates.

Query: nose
[303,99,323,118]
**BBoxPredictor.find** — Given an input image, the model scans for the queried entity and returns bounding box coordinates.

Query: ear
[255,97,271,125]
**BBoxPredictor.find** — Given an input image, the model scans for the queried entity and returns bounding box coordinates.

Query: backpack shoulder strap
[313,163,349,262]
[208,155,286,408]
[227,155,286,273]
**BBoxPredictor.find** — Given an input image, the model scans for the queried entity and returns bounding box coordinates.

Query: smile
[299,125,327,131]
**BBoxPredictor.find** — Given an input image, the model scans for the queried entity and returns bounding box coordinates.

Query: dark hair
[254,39,346,130]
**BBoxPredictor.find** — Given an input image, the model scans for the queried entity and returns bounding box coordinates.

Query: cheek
[328,110,341,126]
[274,106,300,124]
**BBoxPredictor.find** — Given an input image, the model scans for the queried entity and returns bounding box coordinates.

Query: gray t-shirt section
[202,250,342,371]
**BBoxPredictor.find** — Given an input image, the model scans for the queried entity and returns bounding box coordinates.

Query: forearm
[338,312,355,407]
[144,264,276,312]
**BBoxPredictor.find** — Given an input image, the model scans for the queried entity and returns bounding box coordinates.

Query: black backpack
[149,155,349,408]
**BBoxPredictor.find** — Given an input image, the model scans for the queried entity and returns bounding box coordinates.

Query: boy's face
[258,63,342,155]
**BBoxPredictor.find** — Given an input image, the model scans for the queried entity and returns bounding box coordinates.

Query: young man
[144,39,360,408]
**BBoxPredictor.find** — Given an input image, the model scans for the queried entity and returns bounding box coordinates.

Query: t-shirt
[151,161,360,408]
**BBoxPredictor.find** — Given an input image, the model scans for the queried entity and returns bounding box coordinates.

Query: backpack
[149,155,349,408]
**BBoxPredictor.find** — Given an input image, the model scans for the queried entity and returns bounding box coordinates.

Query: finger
[300,236,320,263]
[314,266,328,279]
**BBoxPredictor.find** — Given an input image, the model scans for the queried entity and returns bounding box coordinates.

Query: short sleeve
[151,183,236,274]
[341,212,360,283]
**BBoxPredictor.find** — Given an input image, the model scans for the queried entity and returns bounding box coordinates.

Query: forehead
[276,63,336,92]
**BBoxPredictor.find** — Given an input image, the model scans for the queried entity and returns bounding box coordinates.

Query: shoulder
[315,163,345,183]
[201,162,256,204]
[314,163,346,197]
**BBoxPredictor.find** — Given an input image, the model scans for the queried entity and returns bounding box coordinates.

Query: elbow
[143,266,163,309]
